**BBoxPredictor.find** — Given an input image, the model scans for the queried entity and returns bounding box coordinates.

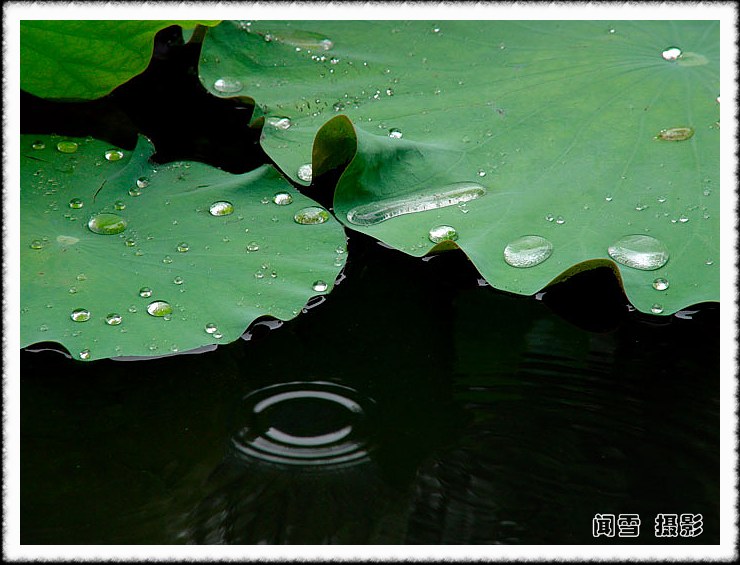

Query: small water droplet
[147,300,172,317]
[205,323,218,334]
[56,140,78,154]
[545,213,555,222]
[87,212,127,235]
[428,224,458,243]
[605,194,613,202]
[297,163,313,182]
[68,198,83,209]
[652,278,670,291]
[125,238,136,247]
[128,187,142,197]
[70,308,91,322]
[635,203,649,211]
[214,77,243,93]
[79,349,91,360]
[477,169,486,177]
[105,313,122,326]
[272,192,293,205]
[177,242,190,253]
[104,149,124,161]
[136,176,150,189]
[705,258,714,266]
[656,127,694,141]
[32,140,46,150]
[503,235,554,268]
[246,241,260,252]
[266,116,292,130]
[173,276,184,285]
[651,303,664,314]
[555,215,565,225]
[68,286,78,294]
[254,270,265,279]
[209,201,234,216]
[30,239,44,250]
[661,46,682,61]
[139,287,153,298]
[294,206,330,225]
[213,332,223,339]
[114,200,126,211]
[162,255,173,264]
[608,234,669,270]
[312,280,328,292]
[76,273,87,281]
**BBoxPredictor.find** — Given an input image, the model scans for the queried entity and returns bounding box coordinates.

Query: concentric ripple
[231,381,376,469]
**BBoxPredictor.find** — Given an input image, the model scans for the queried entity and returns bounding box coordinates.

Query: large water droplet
[608,235,669,270]
[70,308,91,322]
[213,77,243,93]
[87,212,127,235]
[312,280,328,292]
[272,192,293,205]
[297,163,313,182]
[146,300,173,317]
[661,46,682,61]
[652,278,670,291]
[346,182,486,226]
[651,303,664,314]
[104,149,124,161]
[656,127,694,141]
[209,201,234,216]
[136,176,150,189]
[428,224,458,243]
[294,206,330,225]
[105,313,122,326]
[56,140,78,154]
[503,235,554,268]
[139,287,153,298]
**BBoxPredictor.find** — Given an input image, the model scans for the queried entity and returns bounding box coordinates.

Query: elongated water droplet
[428,224,458,243]
[32,140,46,150]
[661,46,682,61]
[346,182,486,226]
[70,308,91,322]
[56,140,78,154]
[139,287,152,298]
[177,242,190,253]
[297,163,313,182]
[652,278,670,291]
[79,349,91,360]
[87,212,127,235]
[266,117,292,130]
[136,176,150,189]
[214,77,243,93]
[503,235,553,268]
[608,234,669,270]
[651,303,664,314]
[209,201,234,216]
[272,192,293,205]
[246,241,260,252]
[656,127,694,141]
[104,149,124,161]
[68,198,83,209]
[311,280,328,292]
[105,313,122,326]
[388,128,403,139]
[294,206,330,225]
[147,300,172,317]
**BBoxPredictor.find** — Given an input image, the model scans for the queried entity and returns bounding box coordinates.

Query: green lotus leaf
[21,20,221,100]
[20,135,345,361]
[200,20,719,315]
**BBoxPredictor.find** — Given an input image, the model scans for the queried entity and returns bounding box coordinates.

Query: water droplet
[477,169,486,177]
[39,324,48,332]
[297,163,313,182]
[428,224,458,243]
[272,192,293,205]
[635,203,648,211]
[125,238,136,247]
[105,313,122,326]
[76,273,87,281]
[213,77,243,93]
[128,187,142,197]
[346,182,486,226]
[177,242,190,253]
[656,127,694,141]
[605,194,613,202]
[136,176,150,189]
[56,140,78,154]
[114,200,126,211]
[104,149,124,161]
[254,270,265,279]
[173,276,184,285]
[205,323,218,334]
[139,287,153,298]
[128,305,138,313]
[266,117,292,130]
[246,241,260,252]
[651,303,664,314]
[30,239,44,250]
[68,198,83,209]
[608,27,616,34]
[661,46,682,61]
[70,308,91,322]
[312,280,328,292]
[209,201,234,216]
[79,349,91,360]
[503,235,554,268]
[294,206,330,225]
[678,215,689,223]
[545,213,555,222]
[146,300,172,317]
[213,332,223,339]
[388,128,403,139]
[652,278,670,291]
[162,255,173,264]
[555,215,565,225]
[608,234,669,270]
[32,140,46,150]
[705,258,714,266]
[68,286,78,294]
[87,212,127,235]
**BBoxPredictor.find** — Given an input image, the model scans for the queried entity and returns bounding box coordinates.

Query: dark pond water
[20,26,720,546]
